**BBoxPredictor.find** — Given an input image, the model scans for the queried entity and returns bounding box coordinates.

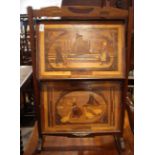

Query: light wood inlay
[37,23,125,79]
[41,81,122,133]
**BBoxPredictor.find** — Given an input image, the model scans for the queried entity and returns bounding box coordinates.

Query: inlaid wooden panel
[37,22,125,79]
[41,81,122,134]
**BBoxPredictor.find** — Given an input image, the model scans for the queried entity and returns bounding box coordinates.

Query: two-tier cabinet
[28,5,129,153]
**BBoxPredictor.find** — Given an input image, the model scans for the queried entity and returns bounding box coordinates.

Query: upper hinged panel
[37,22,125,79]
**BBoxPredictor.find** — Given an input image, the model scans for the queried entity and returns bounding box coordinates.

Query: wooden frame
[37,21,125,79]
[27,4,132,153]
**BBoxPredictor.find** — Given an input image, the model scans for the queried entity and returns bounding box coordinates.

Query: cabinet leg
[36,137,43,153]
[20,130,24,155]
[114,135,125,154]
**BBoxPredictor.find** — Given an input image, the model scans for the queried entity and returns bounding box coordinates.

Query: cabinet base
[35,134,126,154]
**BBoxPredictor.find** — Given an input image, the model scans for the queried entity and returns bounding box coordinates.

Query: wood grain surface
[37,22,125,79]
[41,81,122,134]
[32,6,128,19]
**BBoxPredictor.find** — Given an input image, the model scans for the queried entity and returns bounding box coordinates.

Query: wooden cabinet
[36,21,126,138]
[28,5,129,152]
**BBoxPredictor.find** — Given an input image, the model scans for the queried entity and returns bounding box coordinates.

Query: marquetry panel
[41,81,122,134]
[37,22,125,79]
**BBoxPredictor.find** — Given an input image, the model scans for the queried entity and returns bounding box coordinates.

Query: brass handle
[72,132,91,137]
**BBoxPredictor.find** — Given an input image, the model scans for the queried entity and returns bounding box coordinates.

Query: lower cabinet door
[41,81,122,134]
